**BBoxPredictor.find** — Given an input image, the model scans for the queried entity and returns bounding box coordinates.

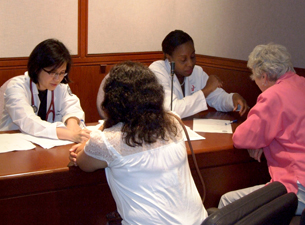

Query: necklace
[180,79,185,86]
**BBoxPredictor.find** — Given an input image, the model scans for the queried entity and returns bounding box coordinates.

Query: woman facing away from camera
[218,43,305,215]
[149,30,248,118]
[0,39,90,142]
[69,61,208,224]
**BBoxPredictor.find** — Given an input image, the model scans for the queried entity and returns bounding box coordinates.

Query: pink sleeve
[233,92,282,149]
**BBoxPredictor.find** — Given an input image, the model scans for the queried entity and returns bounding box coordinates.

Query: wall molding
[0,51,304,122]
[1,51,304,74]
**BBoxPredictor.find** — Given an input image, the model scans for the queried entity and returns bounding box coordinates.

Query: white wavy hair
[248,43,295,81]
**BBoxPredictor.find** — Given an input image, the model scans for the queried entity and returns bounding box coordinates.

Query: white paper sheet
[21,134,74,149]
[0,133,36,153]
[86,120,104,131]
[184,126,205,141]
[0,119,204,153]
[193,119,233,134]
[86,121,205,141]
[21,120,105,149]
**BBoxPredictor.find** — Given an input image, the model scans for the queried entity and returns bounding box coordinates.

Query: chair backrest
[96,73,109,119]
[0,78,13,116]
[235,192,298,225]
[290,209,305,225]
[202,182,297,225]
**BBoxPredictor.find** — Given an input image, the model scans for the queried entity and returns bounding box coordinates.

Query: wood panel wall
[2,0,304,122]
[1,53,305,122]
[0,54,247,123]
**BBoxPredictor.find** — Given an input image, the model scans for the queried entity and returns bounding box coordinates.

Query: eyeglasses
[42,68,68,79]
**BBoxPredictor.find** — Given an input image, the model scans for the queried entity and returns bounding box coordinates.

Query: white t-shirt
[84,120,207,225]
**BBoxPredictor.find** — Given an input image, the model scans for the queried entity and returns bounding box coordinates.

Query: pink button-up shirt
[233,72,305,193]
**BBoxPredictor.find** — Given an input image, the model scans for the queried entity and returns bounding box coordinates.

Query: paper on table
[86,120,205,141]
[21,133,73,149]
[0,133,36,153]
[86,120,104,131]
[193,119,233,134]
[184,125,205,141]
[0,121,106,153]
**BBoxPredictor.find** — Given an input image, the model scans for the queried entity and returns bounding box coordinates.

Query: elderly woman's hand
[247,149,264,162]
[232,93,249,116]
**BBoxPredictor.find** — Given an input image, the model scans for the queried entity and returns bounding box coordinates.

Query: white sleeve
[149,61,208,118]
[96,74,109,119]
[194,66,235,112]
[59,84,85,123]
[84,130,114,165]
[4,80,62,139]
[206,88,235,112]
[171,91,207,118]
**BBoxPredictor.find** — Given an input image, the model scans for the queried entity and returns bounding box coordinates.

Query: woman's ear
[165,53,172,62]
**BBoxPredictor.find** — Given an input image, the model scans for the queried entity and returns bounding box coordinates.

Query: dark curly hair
[102,61,177,147]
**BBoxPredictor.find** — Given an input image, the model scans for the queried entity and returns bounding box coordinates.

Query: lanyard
[30,79,55,121]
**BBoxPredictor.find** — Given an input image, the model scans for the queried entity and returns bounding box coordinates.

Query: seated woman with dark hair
[69,61,207,224]
[0,39,90,142]
[149,30,248,118]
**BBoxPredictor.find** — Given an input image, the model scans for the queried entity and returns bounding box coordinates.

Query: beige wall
[1,0,305,67]
[0,0,78,57]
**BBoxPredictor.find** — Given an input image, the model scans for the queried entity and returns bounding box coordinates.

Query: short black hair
[162,30,193,56]
[27,39,72,84]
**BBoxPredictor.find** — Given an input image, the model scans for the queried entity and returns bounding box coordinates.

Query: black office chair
[96,74,108,119]
[290,209,305,225]
[202,181,298,225]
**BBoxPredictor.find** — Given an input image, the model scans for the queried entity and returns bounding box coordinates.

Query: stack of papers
[0,133,73,153]
[0,121,105,153]
[1,134,36,153]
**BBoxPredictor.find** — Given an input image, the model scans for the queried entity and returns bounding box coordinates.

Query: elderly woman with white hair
[218,43,305,215]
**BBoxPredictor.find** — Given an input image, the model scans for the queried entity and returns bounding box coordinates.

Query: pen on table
[80,119,87,129]
[225,119,238,125]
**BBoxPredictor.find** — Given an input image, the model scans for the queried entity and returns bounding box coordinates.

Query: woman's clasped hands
[69,124,103,166]
[69,142,85,167]
[247,148,264,162]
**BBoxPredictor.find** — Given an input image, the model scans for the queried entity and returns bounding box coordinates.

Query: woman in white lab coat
[149,30,248,118]
[0,39,90,143]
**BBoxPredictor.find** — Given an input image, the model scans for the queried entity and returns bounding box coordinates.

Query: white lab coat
[149,59,235,118]
[0,72,85,139]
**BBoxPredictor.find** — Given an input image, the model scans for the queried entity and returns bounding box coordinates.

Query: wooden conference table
[0,110,270,225]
